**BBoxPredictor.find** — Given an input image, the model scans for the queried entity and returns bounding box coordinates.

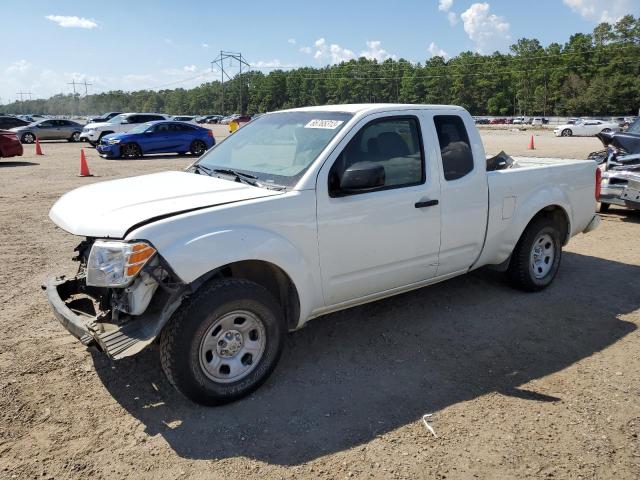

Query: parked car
[80,113,168,146]
[0,116,31,130]
[10,119,83,143]
[89,112,122,123]
[96,121,215,159]
[554,119,620,137]
[43,104,601,405]
[474,118,490,125]
[171,115,198,125]
[530,117,548,126]
[0,130,23,158]
[206,115,224,124]
[512,116,526,125]
[490,118,507,124]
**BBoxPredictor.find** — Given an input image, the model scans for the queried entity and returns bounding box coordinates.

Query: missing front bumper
[42,275,185,359]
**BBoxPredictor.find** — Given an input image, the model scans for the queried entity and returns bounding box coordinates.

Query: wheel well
[195,260,301,330]
[528,205,570,245]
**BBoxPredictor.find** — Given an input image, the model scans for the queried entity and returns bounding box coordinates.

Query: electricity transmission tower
[16,91,32,113]
[211,51,250,115]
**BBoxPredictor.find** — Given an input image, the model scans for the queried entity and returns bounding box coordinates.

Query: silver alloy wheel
[199,310,266,383]
[530,233,555,279]
[71,132,80,141]
[561,129,571,137]
[23,133,35,143]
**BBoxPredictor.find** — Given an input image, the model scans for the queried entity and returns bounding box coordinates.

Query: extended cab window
[434,115,474,181]
[329,117,424,196]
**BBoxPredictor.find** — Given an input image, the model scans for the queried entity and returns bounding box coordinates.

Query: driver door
[316,112,442,306]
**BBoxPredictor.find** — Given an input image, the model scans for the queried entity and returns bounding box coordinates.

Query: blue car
[97,121,215,159]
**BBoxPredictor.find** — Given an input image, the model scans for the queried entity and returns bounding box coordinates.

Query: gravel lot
[1,127,639,479]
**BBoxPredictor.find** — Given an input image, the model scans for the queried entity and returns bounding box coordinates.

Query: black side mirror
[339,161,385,193]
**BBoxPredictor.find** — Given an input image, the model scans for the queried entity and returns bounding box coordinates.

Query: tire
[507,217,562,292]
[190,140,207,156]
[160,278,285,405]
[97,132,112,145]
[21,132,35,144]
[598,202,610,213]
[561,129,572,137]
[68,131,80,142]
[601,128,611,133]
[121,143,142,159]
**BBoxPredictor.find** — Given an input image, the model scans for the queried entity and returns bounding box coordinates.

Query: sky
[1,0,639,103]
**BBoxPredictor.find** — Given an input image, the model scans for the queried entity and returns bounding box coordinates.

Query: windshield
[196,111,352,187]
[127,122,153,134]
[627,118,640,135]
[106,114,124,124]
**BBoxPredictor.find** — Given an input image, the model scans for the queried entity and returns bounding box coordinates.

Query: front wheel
[561,129,572,137]
[160,278,285,405]
[507,217,562,292]
[121,143,142,158]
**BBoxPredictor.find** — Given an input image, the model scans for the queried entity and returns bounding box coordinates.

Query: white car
[80,113,168,145]
[554,119,620,137]
[44,104,601,405]
[171,115,198,125]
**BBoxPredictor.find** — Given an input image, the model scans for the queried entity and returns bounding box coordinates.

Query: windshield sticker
[304,119,345,129]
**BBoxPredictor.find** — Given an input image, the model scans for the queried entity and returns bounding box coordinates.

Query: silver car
[11,119,84,144]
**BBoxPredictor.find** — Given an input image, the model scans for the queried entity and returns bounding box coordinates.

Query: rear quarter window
[434,115,474,181]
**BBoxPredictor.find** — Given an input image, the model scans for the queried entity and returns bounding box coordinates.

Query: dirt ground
[1,128,639,479]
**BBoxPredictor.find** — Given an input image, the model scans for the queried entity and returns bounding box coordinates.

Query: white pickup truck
[44,104,601,405]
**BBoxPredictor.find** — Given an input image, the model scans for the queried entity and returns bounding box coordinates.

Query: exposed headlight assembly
[107,138,120,144]
[86,240,156,287]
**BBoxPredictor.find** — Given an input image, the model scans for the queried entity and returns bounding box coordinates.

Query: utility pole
[81,79,92,96]
[211,51,250,115]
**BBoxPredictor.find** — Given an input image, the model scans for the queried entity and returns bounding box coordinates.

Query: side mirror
[339,161,385,193]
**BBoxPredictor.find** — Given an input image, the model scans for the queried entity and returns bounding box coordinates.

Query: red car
[0,130,24,158]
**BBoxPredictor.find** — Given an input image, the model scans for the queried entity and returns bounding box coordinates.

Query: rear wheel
[160,278,285,405]
[601,128,612,133]
[190,140,207,156]
[21,132,35,144]
[68,131,80,142]
[561,129,572,137]
[121,143,142,158]
[508,217,562,292]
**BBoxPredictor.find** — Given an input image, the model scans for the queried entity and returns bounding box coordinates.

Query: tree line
[2,15,640,117]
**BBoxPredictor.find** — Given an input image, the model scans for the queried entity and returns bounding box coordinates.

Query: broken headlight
[86,240,156,287]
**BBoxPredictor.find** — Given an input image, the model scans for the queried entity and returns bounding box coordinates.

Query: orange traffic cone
[528,135,535,150]
[35,137,44,155]
[78,149,93,177]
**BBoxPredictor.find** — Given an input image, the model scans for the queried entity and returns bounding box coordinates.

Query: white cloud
[447,11,458,25]
[183,65,197,72]
[299,46,312,54]
[313,38,356,64]
[562,0,637,23]
[428,42,450,59]
[45,15,98,29]
[288,38,297,45]
[460,3,510,53]
[250,59,296,69]
[360,40,397,61]
[438,0,453,11]
[6,60,31,73]
[201,43,210,48]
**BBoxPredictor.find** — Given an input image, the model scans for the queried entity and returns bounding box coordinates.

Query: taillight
[595,166,602,201]
[207,129,213,137]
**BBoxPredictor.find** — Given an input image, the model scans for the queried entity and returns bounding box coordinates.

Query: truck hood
[49,171,282,238]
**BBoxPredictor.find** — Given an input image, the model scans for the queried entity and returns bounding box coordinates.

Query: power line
[211,51,250,114]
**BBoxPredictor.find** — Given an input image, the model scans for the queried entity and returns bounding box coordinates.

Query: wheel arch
[190,260,301,331]
[525,204,571,246]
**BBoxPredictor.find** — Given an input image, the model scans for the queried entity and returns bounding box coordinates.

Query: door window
[433,115,474,181]
[329,116,425,196]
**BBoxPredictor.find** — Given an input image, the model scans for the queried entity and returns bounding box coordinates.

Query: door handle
[415,199,439,208]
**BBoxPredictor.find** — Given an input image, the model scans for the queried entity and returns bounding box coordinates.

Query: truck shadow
[92,251,638,465]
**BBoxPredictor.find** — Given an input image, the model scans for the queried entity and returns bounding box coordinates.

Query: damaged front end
[42,238,187,359]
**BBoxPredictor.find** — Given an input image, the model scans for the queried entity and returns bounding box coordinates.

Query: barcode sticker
[304,119,344,129]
